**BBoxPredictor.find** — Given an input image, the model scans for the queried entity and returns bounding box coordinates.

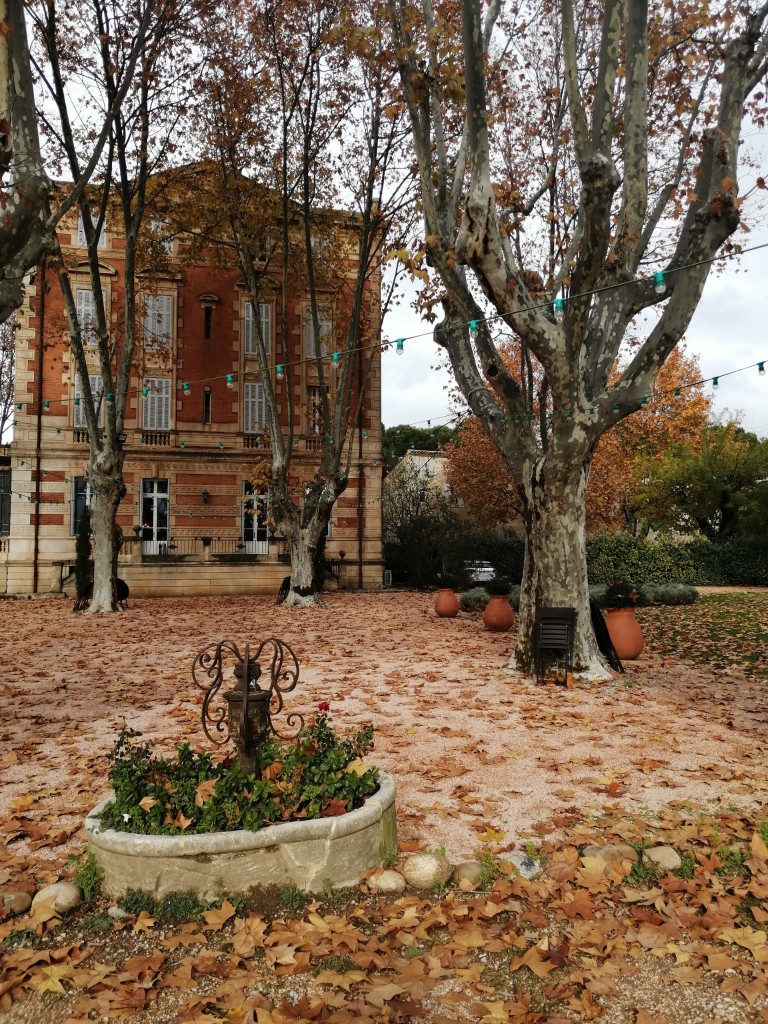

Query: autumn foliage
[446,347,711,533]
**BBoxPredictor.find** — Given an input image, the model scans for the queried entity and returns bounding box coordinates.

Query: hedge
[586,533,768,587]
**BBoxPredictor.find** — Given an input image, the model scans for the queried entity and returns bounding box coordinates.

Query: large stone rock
[402,853,453,889]
[643,846,682,872]
[508,853,541,880]
[1,891,32,915]
[368,869,406,894]
[581,844,639,863]
[31,882,83,914]
[86,771,397,899]
[454,861,483,890]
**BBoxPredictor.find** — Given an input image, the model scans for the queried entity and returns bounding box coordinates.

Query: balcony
[141,430,173,447]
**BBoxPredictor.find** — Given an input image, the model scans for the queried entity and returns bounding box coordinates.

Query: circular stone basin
[86,772,396,899]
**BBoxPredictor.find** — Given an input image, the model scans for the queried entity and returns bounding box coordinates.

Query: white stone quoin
[86,772,397,899]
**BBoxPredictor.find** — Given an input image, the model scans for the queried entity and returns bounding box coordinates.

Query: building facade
[1,203,383,597]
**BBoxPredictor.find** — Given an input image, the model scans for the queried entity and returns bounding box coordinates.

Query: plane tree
[388,0,768,675]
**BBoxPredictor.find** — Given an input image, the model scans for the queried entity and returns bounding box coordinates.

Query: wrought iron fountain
[192,638,303,774]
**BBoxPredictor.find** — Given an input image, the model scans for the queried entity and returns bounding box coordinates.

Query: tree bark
[515,446,607,677]
[87,449,126,613]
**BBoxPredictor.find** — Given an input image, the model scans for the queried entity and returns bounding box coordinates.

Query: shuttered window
[142,377,172,430]
[76,288,97,345]
[244,381,266,433]
[304,311,332,357]
[243,302,271,355]
[77,212,106,248]
[73,373,103,428]
[143,294,173,348]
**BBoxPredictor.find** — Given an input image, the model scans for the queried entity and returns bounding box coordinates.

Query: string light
[641,395,648,405]
[226,374,234,388]
[395,338,404,355]
[469,320,479,335]
[182,382,190,395]
[712,376,719,389]
[759,363,765,376]
[106,393,114,403]
[276,365,284,379]
[331,352,340,366]
[653,271,666,295]
[553,298,564,319]
[44,400,50,409]
[142,386,149,397]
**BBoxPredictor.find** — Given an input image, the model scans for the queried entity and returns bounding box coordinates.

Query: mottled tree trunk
[87,451,125,613]
[515,449,608,678]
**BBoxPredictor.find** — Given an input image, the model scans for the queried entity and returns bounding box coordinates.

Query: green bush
[99,712,379,836]
[459,587,489,612]
[586,532,768,586]
[589,581,698,607]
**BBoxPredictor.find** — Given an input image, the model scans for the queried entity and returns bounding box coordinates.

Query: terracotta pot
[604,608,644,660]
[434,588,459,618]
[483,594,515,632]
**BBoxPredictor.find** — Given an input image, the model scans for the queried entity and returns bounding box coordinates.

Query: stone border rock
[86,772,396,899]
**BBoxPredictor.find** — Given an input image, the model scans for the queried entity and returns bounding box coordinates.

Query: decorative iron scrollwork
[192,638,303,752]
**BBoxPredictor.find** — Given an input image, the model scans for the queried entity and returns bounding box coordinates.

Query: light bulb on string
[142,386,148,397]
[74,397,80,407]
[331,352,340,366]
[760,363,765,377]
[674,388,681,397]
[553,298,564,320]
[276,365,284,379]
[44,400,50,409]
[613,402,619,413]
[16,402,22,410]
[226,374,234,388]
[395,339,404,355]
[712,376,719,389]
[641,395,648,406]
[653,272,666,294]
[106,393,113,403]
[469,320,479,335]
[182,382,190,395]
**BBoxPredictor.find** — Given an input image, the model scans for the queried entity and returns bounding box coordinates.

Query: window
[141,478,169,553]
[73,373,104,428]
[203,305,213,341]
[150,219,173,253]
[142,377,172,430]
[242,482,269,553]
[243,381,266,433]
[0,467,10,535]
[143,294,173,348]
[77,212,106,248]
[71,477,91,535]
[304,310,332,357]
[307,385,329,435]
[243,302,271,355]
[203,387,212,424]
[76,288,97,344]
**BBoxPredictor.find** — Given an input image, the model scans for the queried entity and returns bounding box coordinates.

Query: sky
[380,228,768,438]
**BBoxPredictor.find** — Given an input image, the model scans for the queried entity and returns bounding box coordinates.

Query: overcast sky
[381,226,768,439]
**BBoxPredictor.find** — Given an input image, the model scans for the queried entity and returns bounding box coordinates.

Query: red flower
[317,701,330,712]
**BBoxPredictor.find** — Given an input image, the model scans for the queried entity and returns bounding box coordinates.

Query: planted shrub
[485,577,512,597]
[99,709,379,836]
[508,585,521,611]
[459,587,489,612]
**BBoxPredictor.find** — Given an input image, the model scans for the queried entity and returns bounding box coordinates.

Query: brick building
[0,200,383,597]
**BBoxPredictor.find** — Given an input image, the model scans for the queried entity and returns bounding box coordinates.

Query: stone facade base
[85,772,397,899]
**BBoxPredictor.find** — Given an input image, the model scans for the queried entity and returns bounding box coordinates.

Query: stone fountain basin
[85,772,396,899]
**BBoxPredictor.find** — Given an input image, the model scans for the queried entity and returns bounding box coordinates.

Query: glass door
[242,483,269,554]
[141,479,169,555]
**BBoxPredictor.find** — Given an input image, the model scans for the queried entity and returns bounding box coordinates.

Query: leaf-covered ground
[1,590,768,1023]
[638,591,768,678]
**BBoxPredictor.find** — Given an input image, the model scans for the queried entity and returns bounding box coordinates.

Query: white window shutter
[77,213,106,248]
[260,303,270,354]
[305,311,331,357]
[74,373,103,427]
[244,381,265,432]
[144,295,173,346]
[76,288,96,344]
[142,377,171,430]
[244,302,255,355]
